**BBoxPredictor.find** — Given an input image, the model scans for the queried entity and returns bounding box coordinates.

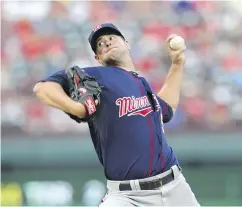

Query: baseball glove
[65,66,102,121]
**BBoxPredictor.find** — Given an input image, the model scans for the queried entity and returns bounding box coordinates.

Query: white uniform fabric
[99,165,200,206]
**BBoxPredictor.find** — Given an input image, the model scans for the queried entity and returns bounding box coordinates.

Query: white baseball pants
[99,165,200,206]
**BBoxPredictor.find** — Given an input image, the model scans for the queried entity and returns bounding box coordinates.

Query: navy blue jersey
[40,66,179,180]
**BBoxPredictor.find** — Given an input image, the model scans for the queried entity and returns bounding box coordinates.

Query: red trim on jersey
[128,72,154,177]
[147,114,154,176]
[163,102,167,115]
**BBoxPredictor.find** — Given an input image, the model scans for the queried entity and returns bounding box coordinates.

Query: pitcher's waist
[107,165,182,191]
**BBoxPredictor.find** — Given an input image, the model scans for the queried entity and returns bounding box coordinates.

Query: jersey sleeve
[156,96,173,123]
[40,70,69,94]
[39,70,83,123]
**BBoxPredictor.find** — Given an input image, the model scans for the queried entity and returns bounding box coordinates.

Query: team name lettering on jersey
[115,96,153,118]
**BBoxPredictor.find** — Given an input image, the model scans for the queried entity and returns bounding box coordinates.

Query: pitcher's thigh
[99,193,135,207]
[162,175,200,206]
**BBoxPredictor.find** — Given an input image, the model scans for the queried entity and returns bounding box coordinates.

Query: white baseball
[169,36,185,50]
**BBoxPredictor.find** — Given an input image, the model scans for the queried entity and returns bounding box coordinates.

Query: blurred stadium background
[1,1,242,206]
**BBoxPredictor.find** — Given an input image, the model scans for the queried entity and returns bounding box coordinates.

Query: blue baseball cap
[88,23,125,53]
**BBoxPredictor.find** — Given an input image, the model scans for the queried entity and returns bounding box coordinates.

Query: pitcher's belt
[107,165,182,191]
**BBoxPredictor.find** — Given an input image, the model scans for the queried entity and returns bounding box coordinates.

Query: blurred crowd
[2,1,242,137]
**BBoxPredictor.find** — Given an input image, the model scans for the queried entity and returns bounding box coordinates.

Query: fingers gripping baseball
[166,34,186,65]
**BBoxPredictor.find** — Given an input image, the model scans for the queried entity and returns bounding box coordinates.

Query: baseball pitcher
[34,23,200,206]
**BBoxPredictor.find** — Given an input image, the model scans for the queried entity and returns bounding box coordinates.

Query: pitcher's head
[88,23,131,66]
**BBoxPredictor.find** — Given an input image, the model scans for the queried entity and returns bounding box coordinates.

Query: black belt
[119,166,181,191]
